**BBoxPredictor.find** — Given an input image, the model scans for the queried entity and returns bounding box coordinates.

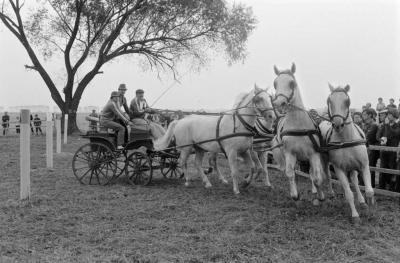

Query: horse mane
[233,91,252,108]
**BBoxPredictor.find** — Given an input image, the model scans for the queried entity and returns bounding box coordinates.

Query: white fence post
[46,112,53,168]
[20,109,30,200]
[56,114,61,153]
[64,114,68,144]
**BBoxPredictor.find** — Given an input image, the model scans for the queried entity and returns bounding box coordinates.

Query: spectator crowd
[355,97,400,192]
[1,112,44,136]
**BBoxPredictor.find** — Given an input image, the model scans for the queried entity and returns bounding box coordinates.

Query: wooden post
[63,114,68,144]
[56,114,61,153]
[20,109,30,200]
[46,112,53,168]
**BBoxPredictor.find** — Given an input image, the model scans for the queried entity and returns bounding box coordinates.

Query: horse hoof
[360,202,368,210]
[351,216,361,226]
[234,190,240,195]
[265,184,274,190]
[366,196,376,207]
[221,179,229,185]
[205,183,212,189]
[240,181,250,189]
[292,194,300,202]
[312,199,321,206]
[184,182,190,187]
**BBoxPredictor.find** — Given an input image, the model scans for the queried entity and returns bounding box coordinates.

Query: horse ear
[328,82,335,92]
[344,84,350,92]
[254,83,261,92]
[274,65,280,75]
[291,63,296,74]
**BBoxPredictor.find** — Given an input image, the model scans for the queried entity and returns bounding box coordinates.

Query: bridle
[327,89,352,125]
[234,89,275,134]
[272,71,297,107]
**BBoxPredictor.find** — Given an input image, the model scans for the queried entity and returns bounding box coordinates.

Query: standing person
[88,109,99,131]
[398,99,400,112]
[2,112,10,136]
[387,98,397,110]
[33,114,43,135]
[379,109,400,191]
[100,91,131,150]
[15,116,20,134]
[30,114,34,134]
[376,98,386,111]
[118,84,130,116]
[353,112,363,129]
[361,108,379,187]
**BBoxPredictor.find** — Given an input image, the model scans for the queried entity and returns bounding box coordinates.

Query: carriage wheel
[72,142,117,185]
[126,151,153,186]
[114,153,127,179]
[161,155,184,179]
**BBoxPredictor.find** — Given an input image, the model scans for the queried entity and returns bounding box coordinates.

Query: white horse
[154,85,276,194]
[271,63,326,204]
[207,115,276,188]
[319,84,375,223]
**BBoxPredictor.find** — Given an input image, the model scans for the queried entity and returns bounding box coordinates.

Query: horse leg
[350,170,366,205]
[250,150,262,182]
[209,153,228,184]
[335,168,360,224]
[227,150,240,195]
[284,153,299,200]
[309,154,325,205]
[326,164,336,198]
[179,148,191,187]
[258,151,272,187]
[241,149,256,189]
[194,149,212,188]
[360,165,376,208]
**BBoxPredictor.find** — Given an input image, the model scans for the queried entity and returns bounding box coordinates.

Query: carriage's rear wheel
[72,142,117,185]
[126,151,153,186]
[161,155,184,179]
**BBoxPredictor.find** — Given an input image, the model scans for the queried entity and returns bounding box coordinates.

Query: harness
[273,71,323,151]
[214,89,274,157]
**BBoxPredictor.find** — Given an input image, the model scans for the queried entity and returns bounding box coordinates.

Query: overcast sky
[0,0,399,111]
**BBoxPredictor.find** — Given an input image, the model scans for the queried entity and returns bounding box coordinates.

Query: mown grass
[1,135,400,262]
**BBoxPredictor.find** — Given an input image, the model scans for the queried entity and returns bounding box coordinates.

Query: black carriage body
[83,129,153,151]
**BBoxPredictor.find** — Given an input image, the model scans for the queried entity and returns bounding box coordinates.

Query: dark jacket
[363,122,379,146]
[33,117,42,127]
[383,122,400,147]
[120,95,130,115]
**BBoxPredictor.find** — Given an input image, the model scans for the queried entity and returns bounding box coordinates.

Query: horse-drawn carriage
[71,126,183,186]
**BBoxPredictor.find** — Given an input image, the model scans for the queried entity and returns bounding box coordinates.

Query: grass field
[1,135,400,262]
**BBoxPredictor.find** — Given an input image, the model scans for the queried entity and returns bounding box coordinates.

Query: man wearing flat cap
[129,89,165,138]
[130,89,155,120]
[100,91,131,150]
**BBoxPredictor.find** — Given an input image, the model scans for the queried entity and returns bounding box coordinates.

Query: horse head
[327,83,351,132]
[252,84,276,125]
[272,63,298,112]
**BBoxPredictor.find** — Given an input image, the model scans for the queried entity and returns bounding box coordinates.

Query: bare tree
[0,0,256,133]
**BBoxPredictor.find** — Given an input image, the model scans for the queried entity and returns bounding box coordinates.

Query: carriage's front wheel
[72,142,117,185]
[161,155,184,179]
[126,151,153,186]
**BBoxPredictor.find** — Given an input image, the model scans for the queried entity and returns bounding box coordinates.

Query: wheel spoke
[78,168,92,182]
[88,169,95,185]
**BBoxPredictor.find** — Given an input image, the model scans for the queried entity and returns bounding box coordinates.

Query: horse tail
[154,120,178,151]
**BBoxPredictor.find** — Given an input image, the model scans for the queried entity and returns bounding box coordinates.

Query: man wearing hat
[118,83,130,116]
[129,89,155,120]
[100,91,131,150]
